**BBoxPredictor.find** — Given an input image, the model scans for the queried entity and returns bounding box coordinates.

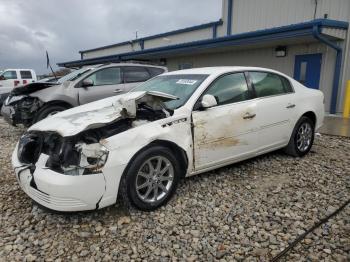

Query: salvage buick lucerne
[12,67,324,211]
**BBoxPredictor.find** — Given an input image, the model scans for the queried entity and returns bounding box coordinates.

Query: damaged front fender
[1,96,43,126]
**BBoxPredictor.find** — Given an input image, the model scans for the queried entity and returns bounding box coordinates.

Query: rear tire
[284,116,315,157]
[120,146,180,211]
[34,105,68,123]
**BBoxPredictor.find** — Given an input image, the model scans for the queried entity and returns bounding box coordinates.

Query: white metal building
[58,0,350,114]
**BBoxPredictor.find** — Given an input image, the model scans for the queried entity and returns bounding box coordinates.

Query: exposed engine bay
[17,95,173,176]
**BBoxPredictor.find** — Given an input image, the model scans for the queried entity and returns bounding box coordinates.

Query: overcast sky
[0,0,221,74]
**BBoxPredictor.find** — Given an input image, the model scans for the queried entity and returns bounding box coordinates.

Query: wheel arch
[120,139,189,184]
[148,140,189,178]
[301,111,317,127]
[116,139,189,204]
[33,100,74,124]
[40,100,74,110]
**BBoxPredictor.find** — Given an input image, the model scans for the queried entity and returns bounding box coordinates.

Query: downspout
[213,23,218,38]
[227,0,233,35]
[312,25,342,114]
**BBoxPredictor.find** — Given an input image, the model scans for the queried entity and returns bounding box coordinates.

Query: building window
[178,63,193,70]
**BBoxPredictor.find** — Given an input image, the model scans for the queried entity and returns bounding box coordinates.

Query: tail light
[14,80,20,87]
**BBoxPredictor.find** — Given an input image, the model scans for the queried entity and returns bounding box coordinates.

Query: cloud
[34,31,49,38]
[0,0,221,74]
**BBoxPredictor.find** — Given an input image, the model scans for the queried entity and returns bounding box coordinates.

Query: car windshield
[57,68,92,84]
[131,74,208,109]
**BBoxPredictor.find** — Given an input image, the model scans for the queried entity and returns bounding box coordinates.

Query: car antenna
[46,50,58,80]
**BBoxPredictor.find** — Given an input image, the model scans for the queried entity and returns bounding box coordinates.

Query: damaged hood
[11,82,59,96]
[29,91,177,137]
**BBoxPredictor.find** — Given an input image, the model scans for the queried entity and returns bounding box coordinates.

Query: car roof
[163,66,286,77]
[98,63,167,69]
[5,69,35,71]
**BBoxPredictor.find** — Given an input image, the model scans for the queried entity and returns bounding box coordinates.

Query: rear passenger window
[280,76,294,93]
[124,67,150,83]
[147,67,165,77]
[204,73,251,106]
[20,71,32,79]
[250,72,289,97]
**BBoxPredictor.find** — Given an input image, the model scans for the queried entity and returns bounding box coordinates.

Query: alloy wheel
[135,156,174,204]
[296,122,313,152]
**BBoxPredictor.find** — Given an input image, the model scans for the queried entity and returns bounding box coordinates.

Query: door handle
[243,113,256,119]
[286,103,296,109]
[114,89,122,94]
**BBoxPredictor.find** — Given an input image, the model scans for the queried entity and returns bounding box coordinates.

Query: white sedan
[12,67,324,211]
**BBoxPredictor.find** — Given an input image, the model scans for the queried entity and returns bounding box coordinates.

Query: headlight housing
[17,133,42,164]
[63,143,109,176]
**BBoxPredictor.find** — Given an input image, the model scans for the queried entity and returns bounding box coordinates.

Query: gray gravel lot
[0,117,349,261]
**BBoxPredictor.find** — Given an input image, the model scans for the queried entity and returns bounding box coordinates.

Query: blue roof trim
[59,19,348,67]
[79,20,223,54]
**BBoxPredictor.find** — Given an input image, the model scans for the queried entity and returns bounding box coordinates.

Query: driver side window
[85,67,121,86]
[204,73,250,106]
[2,71,17,80]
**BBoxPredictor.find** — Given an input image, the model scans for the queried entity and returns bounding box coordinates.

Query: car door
[78,67,124,105]
[192,72,259,170]
[248,71,297,153]
[122,66,152,92]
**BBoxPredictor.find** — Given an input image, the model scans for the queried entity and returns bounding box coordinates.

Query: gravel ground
[0,117,349,261]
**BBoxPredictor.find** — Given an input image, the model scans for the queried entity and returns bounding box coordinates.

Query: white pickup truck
[0,69,37,88]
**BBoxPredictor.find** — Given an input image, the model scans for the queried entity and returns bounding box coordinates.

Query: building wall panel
[82,44,138,59]
[165,42,337,112]
[231,0,350,34]
[144,28,212,49]
[82,28,213,59]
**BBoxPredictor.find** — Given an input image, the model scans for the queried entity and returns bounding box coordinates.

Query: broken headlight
[17,133,42,164]
[63,143,109,176]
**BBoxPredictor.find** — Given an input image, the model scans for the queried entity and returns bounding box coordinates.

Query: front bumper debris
[13,151,106,212]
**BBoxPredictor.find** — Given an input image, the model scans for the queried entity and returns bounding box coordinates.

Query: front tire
[120,146,181,211]
[34,104,68,123]
[284,116,315,157]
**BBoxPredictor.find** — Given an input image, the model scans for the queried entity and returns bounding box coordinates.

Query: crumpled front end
[1,95,42,126]
[12,91,177,211]
[13,127,124,211]
[13,148,107,211]
[2,82,58,126]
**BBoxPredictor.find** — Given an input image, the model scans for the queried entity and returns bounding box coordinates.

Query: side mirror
[81,79,94,88]
[201,94,217,109]
[0,75,6,80]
